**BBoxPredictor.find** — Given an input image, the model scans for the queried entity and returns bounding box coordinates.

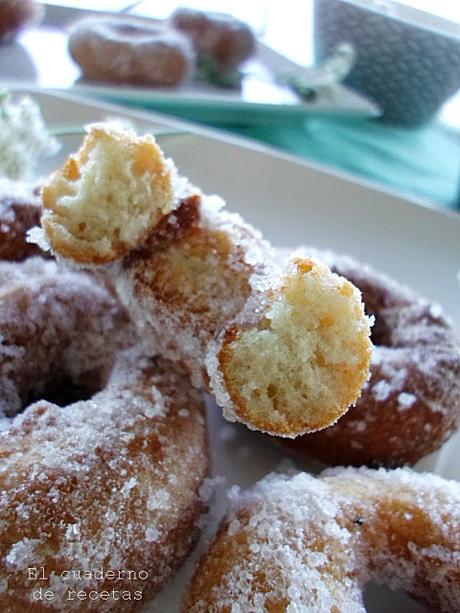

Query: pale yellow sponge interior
[41,123,174,264]
[217,257,373,437]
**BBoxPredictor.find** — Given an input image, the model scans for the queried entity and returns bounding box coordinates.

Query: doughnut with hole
[39,124,372,438]
[278,248,460,466]
[68,17,196,87]
[185,467,460,612]
[170,7,255,72]
[0,258,209,611]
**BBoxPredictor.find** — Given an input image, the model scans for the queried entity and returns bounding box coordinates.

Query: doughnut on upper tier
[68,17,196,87]
[0,0,42,42]
[170,7,256,70]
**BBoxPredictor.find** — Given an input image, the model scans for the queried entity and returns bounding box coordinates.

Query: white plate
[14,88,460,612]
[0,4,377,126]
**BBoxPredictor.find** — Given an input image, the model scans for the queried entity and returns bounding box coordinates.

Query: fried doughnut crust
[39,125,372,437]
[277,248,460,465]
[184,467,460,612]
[0,179,42,261]
[0,353,209,612]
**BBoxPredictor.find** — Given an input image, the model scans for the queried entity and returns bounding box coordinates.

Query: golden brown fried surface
[40,125,372,437]
[0,258,209,611]
[68,17,196,87]
[117,195,259,388]
[0,352,209,612]
[170,7,256,70]
[277,248,460,465]
[0,179,42,261]
[184,467,460,612]
[119,203,372,436]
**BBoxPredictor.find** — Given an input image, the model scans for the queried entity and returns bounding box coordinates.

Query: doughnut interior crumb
[217,258,373,436]
[41,123,175,264]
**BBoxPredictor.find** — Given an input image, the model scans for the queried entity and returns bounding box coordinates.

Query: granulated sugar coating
[0,257,132,423]
[68,18,196,88]
[40,124,372,438]
[278,249,460,466]
[118,196,372,438]
[185,467,460,612]
[211,256,372,437]
[0,349,209,611]
[118,192,276,390]
[0,178,43,261]
[0,258,209,611]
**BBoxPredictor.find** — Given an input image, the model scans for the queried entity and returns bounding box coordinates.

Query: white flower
[0,91,60,180]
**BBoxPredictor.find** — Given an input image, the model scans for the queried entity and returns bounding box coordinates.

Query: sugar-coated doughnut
[170,7,256,71]
[118,196,371,436]
[0,257,133,419]
[0,258,209,611]
[278,248,460,467]
[39,124,372,438]
[208,254,371,436]
[118,192,257,390]
[68,17,196,87]
[0,179,43,261]
[0,0,42,42]
[185,467,460,612]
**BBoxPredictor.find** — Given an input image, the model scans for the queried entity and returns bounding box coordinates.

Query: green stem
[49,126,189,138]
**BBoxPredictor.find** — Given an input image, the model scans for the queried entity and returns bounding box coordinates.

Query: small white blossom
[0,91,60,179]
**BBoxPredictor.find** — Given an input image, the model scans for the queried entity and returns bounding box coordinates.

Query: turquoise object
[225,113,460,209]
[314,0,460,126]
[89,96,460,210]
